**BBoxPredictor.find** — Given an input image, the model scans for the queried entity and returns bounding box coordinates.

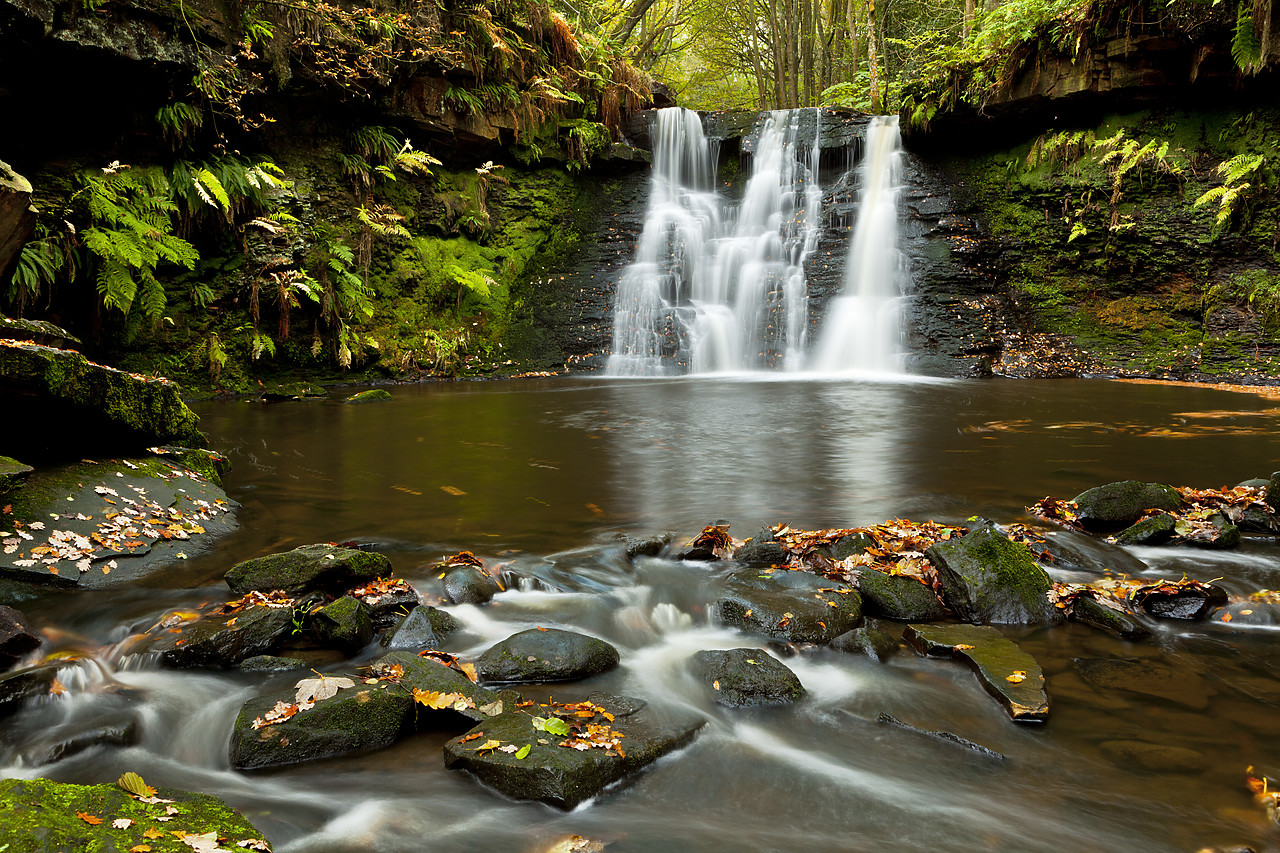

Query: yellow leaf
[953,644,975,651]
[77,812,103,825]
[143,828,166,840]
[118,771,157,798]
[1006,671,1027,683]
[129,846,152,852]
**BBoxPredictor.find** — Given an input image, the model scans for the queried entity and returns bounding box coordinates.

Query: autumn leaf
[130,846,153,852]
[457,662,478,682]
[532,716,571,736]
[294,674,355,708]
[77,812,104,825]
[118,771,157,798]
[49,678,67,696]
[113,818,135,829]
[458,731,484,744]
[143,827,167,839]
[514,743,531,759]
[475,739,502,753]
[1006,671,1027,683]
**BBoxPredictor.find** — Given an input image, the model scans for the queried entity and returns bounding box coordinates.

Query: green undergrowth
[950,106,1280,377]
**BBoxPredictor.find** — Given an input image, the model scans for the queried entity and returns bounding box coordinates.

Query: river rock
[689,648,805,706]
[378,650,499,721]
[240,654,309,672]
[19,719,139,766]
[855,568,948,621]
[1112,513,1177,546]
[0,317,79,350]
[814,533,875,561]
[0,660,76,717]
[1074,657,1209,710]
[904,623,1048,722]
[1182,514,1241,550]
[443,692,704,809]
[0,455,33,505]
[310,595,374,653]
[875,712,1005,759]
[1072,480,1182,531]
[623,533,669,560]
[1132,581,1227,620]
[716,568,862,643]
[225,543,391,595]
[442,564,501,604]
[1068,595,1150,640]
[925,525,1060,625]
[0,162,35,286]
[829,625,901,661]
[346,388,392,403]
[349,579,421,629]
[733,529,791,568]
[1267,472,1280,512]
[1099,739,1206,773]
[381,605,461,651]
[1035,529,1150,576]
[476,628,620,683]
[1240,506,1280,534]
[133,601,295,669]
[0,604,39,670]
[0,777,269,852]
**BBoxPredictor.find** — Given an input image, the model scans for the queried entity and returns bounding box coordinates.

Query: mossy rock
[926,525,1061,626]
[0,454,33,504]
[1068,595,1150,641]
[225,544,391,595]
[1113,513,1177,546]
[381,605,461,651]
[345,388,392,404]
[475,628,620,684]
[129,602,294,669]
[829,625,901,661]
[689,648,805,706]
[0,777,271,852]
[0,316,79,349]
[442,564,501,605]
[0,342,206,461]
[715,568,862,644]
[904,623,1048,722]
[856,568,949,621]
[310,595,374,653]
[1072,481,1181,531]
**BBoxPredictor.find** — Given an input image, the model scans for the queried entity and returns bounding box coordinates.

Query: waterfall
[810,115,905,373]
[607,107,825,376]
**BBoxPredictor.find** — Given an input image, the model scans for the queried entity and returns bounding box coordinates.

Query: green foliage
[1195,153,1267,229]
[1232,3,1262,71]
[155,102,204,149]
[7,235,68,310]
[1092,129,1184,230]
[444,86,486,116]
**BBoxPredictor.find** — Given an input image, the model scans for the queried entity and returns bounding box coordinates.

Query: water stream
[4,377,1280,852]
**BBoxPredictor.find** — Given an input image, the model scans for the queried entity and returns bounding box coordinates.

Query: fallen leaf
[77,812,104,825]
[143,827,167,839]
[712,680,721,690]
[514,743,531,759]
[294,675,355,707]
[1006,671,1027,683]
[49,678,67,696]
[118,772,157,798]
[113,818,135,829]
[475,738,502,753]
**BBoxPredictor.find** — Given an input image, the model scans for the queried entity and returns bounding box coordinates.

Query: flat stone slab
[716,568,862,644]
[0,455,236,590]
[443,693,704,809]
[904,623,1049,723]
[689,648,805,707]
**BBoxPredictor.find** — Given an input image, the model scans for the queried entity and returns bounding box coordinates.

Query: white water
[811,115,906,373]
[607,108,824,375]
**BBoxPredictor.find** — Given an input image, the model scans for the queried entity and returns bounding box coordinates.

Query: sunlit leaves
[532,716,572,736]
[118,772,157,798]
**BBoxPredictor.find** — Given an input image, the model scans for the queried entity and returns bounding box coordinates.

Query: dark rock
[0,161,36,286]
[0,661,76,717]
[904,623,1048,722]
[20,720,139,766]
[876,712,1005,759]
[1099,739,1206,773]
[733,538,791,568]
[855,568,948,621]
[1035,530,1150,576]
[0,317,79,350]
[926,525,1061,625]
[1182,514,1241,550]
[443,692,704,809]
[624,533,669,559]
[1267,472,1280,513]
[0,604,40,669]
[379,650,499,722]
[1068,595,1150,641]
[689,648,805,706]
[0,777,267,849]
[240,655,309,672]
[0,342,207,461]
[476,628,620,683]
[1112,513,1177,546]
[355,584,421,630]
[381,605,461,651]
[310,595,373,653]
[1240,506,1280,535]
[715,568,862,644]
[1074,657,1208,710]
[442,564,501,605]
[1132,581,1227,620]
[346,388,392,404]
[226,543,391,595]
[676,544,719,561]
[829,625,900,661]
[1072,480,1181,531]
[132,602,294,669]
[0,455,33,505]
[147,445,231,486]
[650,79,676,108]
[814,533,874,561]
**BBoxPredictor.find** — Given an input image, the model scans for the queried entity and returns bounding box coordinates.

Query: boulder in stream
[1072,480,1181,531]
[346,388,392,404]
[443,692,703,809]
[732,528,791,568]
[310,595,374,653]
[623,533,670,560]
[0,777,270,852]
[904,623,1048,722]
[0,604,40,670]
[442,563,501,605]
[476,628,620,683]
[829,625,901,661]
[689,648,805,706]
[925,525,1061,626]
[855,568,949,621]
[1112,513,1177,546]
[129,597,295,669]
[225,543,390,595]
[1132,580,1228,620]
[715,568,862,644]
[381,605,461,651]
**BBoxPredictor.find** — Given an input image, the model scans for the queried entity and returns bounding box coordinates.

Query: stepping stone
[904,623,1048,723]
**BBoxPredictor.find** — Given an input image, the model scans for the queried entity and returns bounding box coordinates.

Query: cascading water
[607,107,824,375]
[811,115,906,373]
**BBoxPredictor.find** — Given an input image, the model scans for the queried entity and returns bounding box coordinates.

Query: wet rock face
[442,564,501,605]
[1068,595,1150,641]
[0,160,35,286]
[132,604,294,669]
[904,623,1049,722]
[0,660,76,717]
[225,544,391,596]
[443,692,704,809]
[829,625,901,662]
[381,606,460,651]
[1132,582,1228,620]
[689,648,805,707]
[715,568,862,644]
[310,595,374,653]
[1072,481,1182,531]
[0,605,39,670]
[855,568,949,621]
[926,525,1061,626]
[1113,513,1178,546]
[475,628,620,684]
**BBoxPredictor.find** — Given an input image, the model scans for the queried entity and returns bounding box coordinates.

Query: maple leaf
[113,818,135,829]
[294,674,354,708]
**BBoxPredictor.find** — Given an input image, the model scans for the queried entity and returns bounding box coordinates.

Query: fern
[1195,153,1267,231]
[1232,3,1262,71]
[194,168,233,220]
[7,237,65,307]
[155,102,204,149]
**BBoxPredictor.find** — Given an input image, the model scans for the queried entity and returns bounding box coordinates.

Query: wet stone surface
[904,623,1049,723]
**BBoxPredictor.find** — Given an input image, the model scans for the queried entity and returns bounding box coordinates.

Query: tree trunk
[964,0,976,38]
[867,0,880,113]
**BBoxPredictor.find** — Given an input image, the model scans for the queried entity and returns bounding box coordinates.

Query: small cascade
[607,107,825,376]
[811,115,906,373]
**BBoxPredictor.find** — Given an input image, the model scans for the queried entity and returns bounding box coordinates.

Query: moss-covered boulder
[379,650,499,722]
[1267,471,1280,513]
[381,605,461,651]
[128,601,294,669]
[689,648,805,706]
[225,544,390,595]
[904,623,1048,722]
[1181,513,1241,550]
[1072,481,1182,531]
[475,628,620,684]
[732,529,791,568]
[0,341,207,460]
[310,595,373,653]
[0,162,35,285]
[829,625,901,661]
[0,777,271,853]
[345,388,392,404]
[1113,513,1177,546]
[0,454,33,504]
[855,568,949,621]
[0,316,79,349]
[715,568,862,644]
[925,525,1061,626]
[443,693,704,809]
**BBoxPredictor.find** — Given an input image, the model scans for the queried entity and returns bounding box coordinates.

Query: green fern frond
[1232,3,1262,70]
